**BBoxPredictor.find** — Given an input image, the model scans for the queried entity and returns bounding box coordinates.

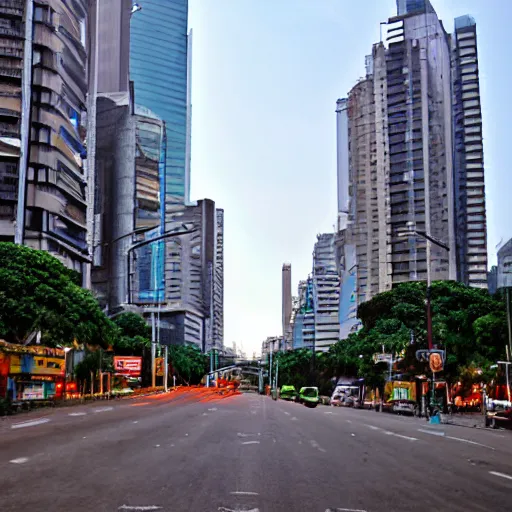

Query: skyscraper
[130,0,191,207]
[282,263,292,341]
[312,234,340,351]
[212,208,224,349]
[0,1,90,283]
[335,0,488,319]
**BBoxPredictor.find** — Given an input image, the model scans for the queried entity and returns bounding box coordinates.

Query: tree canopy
[111,312,151,355]
[0,242,117,348]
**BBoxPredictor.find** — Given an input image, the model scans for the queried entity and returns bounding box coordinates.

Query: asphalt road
[1,390,512,512]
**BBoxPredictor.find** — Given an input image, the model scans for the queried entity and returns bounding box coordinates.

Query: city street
[1,392,511,512]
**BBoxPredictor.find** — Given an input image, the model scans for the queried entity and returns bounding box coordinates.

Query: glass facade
[130,0,188,206]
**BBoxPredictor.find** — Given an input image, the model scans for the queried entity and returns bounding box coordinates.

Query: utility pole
[164,345,169,392]
[151,312,156,388]
[269,349,273,391]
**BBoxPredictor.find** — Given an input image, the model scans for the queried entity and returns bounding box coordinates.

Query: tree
[112,312,151,355]
[168,345,208,385]
[0,243,117,348]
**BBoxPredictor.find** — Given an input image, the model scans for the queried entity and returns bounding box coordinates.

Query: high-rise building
[312,234,340,351]
[130,0,191,207]
[0,1,90,283]
[282,263,292,340]
[212,208,224,349]
[335,0,488,318]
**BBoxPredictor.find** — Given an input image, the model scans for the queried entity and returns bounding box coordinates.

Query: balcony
[0,1,24,18]
[0,66,21,79]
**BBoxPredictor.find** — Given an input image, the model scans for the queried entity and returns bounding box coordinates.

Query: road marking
[237,433,258,438]
[68,412,87,417]
[118,507,163,511]
[364,424,380,430]
[310,440,327,453]
[241,441,260,445]
[133,421,138,424]
[202,412,208,416]
[489,471,512,481]
[9,457,28,464]
[283,411,290,416]
[11,418,50,429]
[230,492,259,496]
[219,508,260,512]
[154,444,160,448]
[418,428,445,437]
[447,436,495,450]
[384,431,417,441]
[208,407,218,411]
[325,508,368,512]
[291,417,298,421]
[346,420,352,424]
[94,406,113,413]
[324,411,333,415]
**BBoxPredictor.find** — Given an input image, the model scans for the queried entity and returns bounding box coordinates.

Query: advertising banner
[114,356,142,377]
[156,357,164,377]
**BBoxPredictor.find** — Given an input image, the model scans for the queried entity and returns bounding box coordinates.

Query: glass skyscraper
[130,0,190,206]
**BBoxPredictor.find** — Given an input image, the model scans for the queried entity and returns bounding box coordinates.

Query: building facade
[312,234,340,351]
[212,208,224,349]
[282,263,292,341]
[0,0,90,282]
[335,0,488,322]
[130,0,191,207]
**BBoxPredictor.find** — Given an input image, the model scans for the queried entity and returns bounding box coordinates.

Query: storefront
[0,341,65,401]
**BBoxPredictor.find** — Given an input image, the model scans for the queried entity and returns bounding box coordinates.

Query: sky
[188,0,512,356]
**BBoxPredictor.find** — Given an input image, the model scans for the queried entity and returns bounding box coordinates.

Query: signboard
[156,357,164,377]
[114,356,142,377]
[373,353,392,364]
[497,239,512,289]
[429,352,444,373]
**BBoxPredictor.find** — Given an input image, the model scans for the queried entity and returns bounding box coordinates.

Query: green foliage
[0,243,117,348]
[112,312,151,355]
[169,345,208,385]
[276,281,508,391]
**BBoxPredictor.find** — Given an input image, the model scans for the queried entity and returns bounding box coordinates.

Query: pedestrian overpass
[206,360,268,392]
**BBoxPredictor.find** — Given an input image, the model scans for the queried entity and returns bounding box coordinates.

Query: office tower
[0,1,90,283]
[336,0,488,316]
[452,15,488,288]
[312,234,340,351]
[130,0,191,207]
[282,263,292,340]
[136,199,222,351]
[212,208,224,349]
[292,281,307,349]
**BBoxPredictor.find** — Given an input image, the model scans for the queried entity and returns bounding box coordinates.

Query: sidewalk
[440,412,485,429]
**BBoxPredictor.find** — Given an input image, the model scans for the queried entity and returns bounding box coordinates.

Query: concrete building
[0,0,91,283]
[312,234,340,351]
[134,199,223,351]
[282,263,292,342]
[335,0,488,316]
[212,208,224,349]
[130,0,192,207]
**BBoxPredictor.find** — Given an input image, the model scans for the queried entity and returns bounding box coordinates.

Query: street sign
[373,353,392,364]
[416,349,445,371]
[113,356,142,377]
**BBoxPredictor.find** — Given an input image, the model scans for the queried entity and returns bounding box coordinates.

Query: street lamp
[398,226,450,351]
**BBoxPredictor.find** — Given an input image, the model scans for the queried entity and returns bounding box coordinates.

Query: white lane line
[219,508,260,512]
[324,411,333,415]
[310,440,327,453]
[325,508,368,512]
[364,424,380,431]
[283,411,290,416]
[241,441,260,445]
[230,492,259,496]
[291,417,298,421]
[489,471,512,481]
[208,407,218,411]
[418,428,445,437]
[384,431,417,441]
[447,436,495,450]
[346,419,352,424]
[68,412,87,417]
[9,457,29,464]
[94,406,113,413]
[118,507,163,511]
[11,418,50,429]
[237,432,258,438]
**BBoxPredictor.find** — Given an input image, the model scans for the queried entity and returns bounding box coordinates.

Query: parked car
[298,386,319,408]
[280,385,298,401]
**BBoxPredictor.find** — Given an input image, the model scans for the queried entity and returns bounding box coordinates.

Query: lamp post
[398,227,450,351]
[63,347,72,399]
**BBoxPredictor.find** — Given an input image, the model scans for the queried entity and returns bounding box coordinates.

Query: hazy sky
[188,0,512,356]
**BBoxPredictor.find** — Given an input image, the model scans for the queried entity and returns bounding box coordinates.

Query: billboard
[339,244,360,339]
[114,356,142,377]
[497,238,512,289]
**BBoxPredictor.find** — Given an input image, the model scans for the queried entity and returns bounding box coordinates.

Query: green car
[299,386,319,408]
[280,385,298,401]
